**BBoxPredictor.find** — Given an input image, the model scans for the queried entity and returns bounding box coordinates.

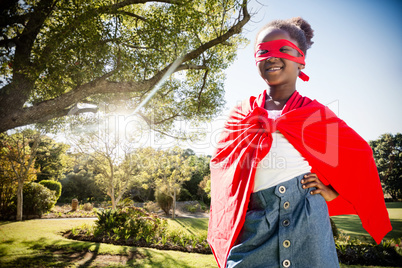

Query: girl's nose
[266,57,279,62]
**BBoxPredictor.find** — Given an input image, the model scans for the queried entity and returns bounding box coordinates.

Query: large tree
[0,0,250,134]
[369,133,402,200]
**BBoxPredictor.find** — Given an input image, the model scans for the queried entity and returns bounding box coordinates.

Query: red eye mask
[254,39,309,81]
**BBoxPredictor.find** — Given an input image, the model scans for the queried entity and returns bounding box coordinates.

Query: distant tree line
[369,133,402,201]
[0,129,211,220]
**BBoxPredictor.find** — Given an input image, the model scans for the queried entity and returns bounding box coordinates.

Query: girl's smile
[256,28,304,89]
[265,62,283,73]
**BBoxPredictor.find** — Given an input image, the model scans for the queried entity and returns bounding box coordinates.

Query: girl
[207,17,391,268]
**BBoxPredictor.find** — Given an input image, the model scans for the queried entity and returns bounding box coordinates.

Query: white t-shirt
[253,110,312,192]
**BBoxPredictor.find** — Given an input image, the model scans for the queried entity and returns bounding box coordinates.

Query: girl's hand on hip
[301,173,339,201]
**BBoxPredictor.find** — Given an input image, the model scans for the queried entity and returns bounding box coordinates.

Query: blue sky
[185,0,402,155]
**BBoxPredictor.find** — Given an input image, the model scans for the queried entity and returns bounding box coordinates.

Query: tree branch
[197,69,209,112]
[0,0,250,132]
[114,11,148,22]
[138,111,181,125]
[180,1,250,63]
[109,0,186,9]
[175,64,208,72]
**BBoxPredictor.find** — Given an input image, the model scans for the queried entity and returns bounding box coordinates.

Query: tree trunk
[16,178,23,221]
[172,187,176,220]
[111,186,116,209]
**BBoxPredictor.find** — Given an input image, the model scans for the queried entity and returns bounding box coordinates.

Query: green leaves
[0,0,250,135]
[369,133,402,200]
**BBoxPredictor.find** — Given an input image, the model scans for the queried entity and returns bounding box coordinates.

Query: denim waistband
[248,173,312,211]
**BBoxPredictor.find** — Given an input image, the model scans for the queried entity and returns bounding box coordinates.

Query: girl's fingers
[311,189,322,195]
[301,174,319,183]
[303,173,317,179]
[302,181,319,189]
[301,173,338,201]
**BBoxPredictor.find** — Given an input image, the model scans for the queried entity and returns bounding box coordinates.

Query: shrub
[183,201,201,213]
[95,206,167,242]
[59,171,104,203]
[336,241,402,266]
[155,191,172,216]
[39,180,62,200]
[330,217,339,239]
[68,207,212,254]
[144,201,159,213]
[178,188,193,201]
[21,182,57,217]
[0,176,17,219]
[117,197,134,208]
[82,203,93,211]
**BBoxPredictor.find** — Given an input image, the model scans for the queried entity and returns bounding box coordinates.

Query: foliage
[127,147,160,202]
[70,131,141,209]
[94,207,167,243]
[178,188,193,201]
[183,201,205,213]
[18,182,57,217]
[39,180,62,200]
[33,136,69,182]
[140,146,194,218]
[59,168,104,203]
[0,0,250,134]
[143,201,160,213]
[369,133,402,200]
[182,154,211,200]
[0,169,17,219]
[335,235,402,266]
[198,175,211,204]
[117,197,135,208]
[0,132,67,218]
[0,218,217,267]
[69,208,212,254]
[81,203,93,211]
[0,131,40,183]
[156,190,173,216]
[0,130,42,220]
[330,217,339,239]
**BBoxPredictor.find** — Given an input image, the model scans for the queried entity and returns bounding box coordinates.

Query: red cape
[207,90,392,268]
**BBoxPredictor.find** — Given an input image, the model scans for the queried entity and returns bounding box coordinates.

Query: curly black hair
[255,17,314,56]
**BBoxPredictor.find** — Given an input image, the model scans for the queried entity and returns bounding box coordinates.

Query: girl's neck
[265,87,295,110]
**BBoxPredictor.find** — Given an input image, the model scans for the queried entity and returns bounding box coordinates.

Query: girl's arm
[301,173,339,201]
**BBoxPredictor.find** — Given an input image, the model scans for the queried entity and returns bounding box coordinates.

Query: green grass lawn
[0,202,400,267]
[332,202,402,242]
[167,218,209,236]
[0,218,216,267]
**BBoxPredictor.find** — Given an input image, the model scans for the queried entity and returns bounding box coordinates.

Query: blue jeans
[226,174,339,268]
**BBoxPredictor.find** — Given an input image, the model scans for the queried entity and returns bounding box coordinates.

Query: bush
[39,180,62,200]
[82,203,93,211]
[95,206,166,242]
[144,201,159,213]
[336,240,402,266]
[68,207,212,254]
[117,197,134,208]
[183,201,203,213]
[155,191,172,216]
[59,171,104,203]
[330,217,339,239]
[21,182,57,217]
[178,188,193,201]
[0,176,17,220]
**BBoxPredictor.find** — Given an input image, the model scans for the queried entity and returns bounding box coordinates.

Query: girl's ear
[299,64,305,70]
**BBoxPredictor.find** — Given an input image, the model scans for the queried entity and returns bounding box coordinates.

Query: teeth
[268,67,281,71]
